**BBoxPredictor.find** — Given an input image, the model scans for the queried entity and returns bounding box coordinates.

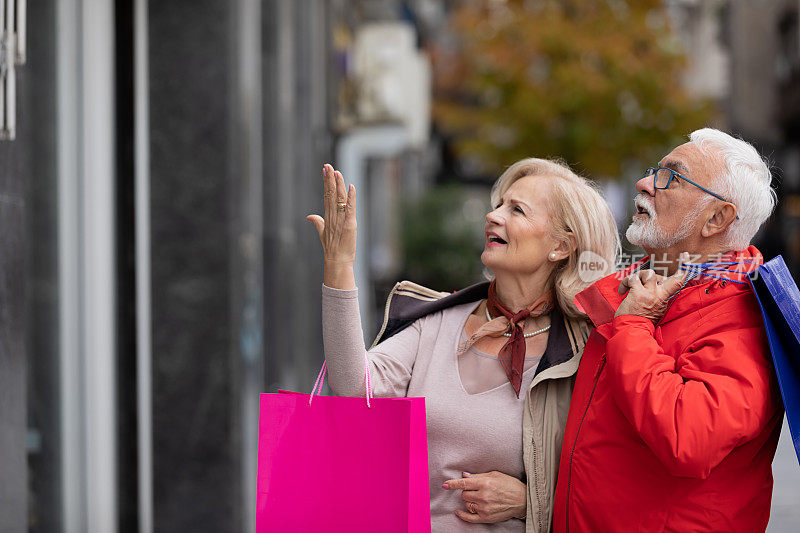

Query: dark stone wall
[0,3,40,527]
[10,1,335,531]
[0,149,26,533]
[148,1,332,530]
[25,1,59,530]
[149,1,239,531]
[5,1,58,531]
[262,0,329,395]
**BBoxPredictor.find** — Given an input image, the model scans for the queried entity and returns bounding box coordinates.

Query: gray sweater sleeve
[322,284,421,397]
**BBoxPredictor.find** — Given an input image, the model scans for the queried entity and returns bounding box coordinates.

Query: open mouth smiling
[486,232,507,245]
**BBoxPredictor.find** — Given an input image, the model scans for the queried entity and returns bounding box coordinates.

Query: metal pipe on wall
[134,0,153,531]
[232,0,264,531]
[81,0,118,530]
[15,0,24,65]
[0,0,26,140]
[4,0,16,139]
[56,0,86,530]
[1,0,8,137]
[57,0,118,530]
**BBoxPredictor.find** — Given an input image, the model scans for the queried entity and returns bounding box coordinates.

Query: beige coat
[522,316,588,533]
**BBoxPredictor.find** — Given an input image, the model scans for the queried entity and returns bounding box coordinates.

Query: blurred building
[669,0,800,273]
[8,1,433,532]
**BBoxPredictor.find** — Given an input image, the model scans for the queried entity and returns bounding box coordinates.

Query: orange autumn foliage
[433,0,715,178]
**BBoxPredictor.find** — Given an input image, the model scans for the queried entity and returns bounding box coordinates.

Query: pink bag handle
[308,355,372,408]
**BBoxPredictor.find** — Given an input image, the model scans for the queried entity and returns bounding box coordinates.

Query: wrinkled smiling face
[481,175,561,276]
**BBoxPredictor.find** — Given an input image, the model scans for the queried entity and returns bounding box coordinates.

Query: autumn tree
[433,0,715,178]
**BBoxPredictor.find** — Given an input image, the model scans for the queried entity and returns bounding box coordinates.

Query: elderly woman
[306,158,619,532]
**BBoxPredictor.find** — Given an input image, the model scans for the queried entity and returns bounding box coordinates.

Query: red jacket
[553,247,783,532]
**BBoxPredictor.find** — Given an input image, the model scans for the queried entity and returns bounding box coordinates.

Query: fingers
[619,269,655,294]
[306,214,324,239]
[335,170,347,206]
[323,164,351,219]
[344,184,356,223]
[454,509,483,523]
[618,272,642,294]
[461,490,478,505]
[618,274,632,295]
[322,164,336,220]
[456,489,483,522]
[443,477,479,491]
[676,251,691,274]
[640,269,662,289]
[660,266,688,297]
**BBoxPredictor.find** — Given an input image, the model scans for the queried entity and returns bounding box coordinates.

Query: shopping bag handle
[309,355,373,408]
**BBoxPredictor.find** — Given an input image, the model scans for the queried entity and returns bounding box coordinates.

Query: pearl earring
[550,253,557,260]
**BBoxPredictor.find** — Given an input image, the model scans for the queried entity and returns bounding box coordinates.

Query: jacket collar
[575,246,763,336]
[373,280,583,378]
[574,257,648,330]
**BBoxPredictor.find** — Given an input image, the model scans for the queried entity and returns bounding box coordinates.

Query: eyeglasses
[643,166,739,219]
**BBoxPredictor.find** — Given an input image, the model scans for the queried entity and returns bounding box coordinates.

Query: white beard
[626,195,703,249]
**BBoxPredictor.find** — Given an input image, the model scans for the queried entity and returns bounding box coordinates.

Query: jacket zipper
[564,354,606,533]
[531,438,544,531]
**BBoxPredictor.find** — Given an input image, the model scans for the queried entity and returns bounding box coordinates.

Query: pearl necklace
[485,307,551,338]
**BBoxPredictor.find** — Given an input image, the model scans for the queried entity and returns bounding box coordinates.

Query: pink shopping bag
[256,365,431,532]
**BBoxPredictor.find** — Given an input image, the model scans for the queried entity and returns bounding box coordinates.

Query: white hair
[689,128,776,250]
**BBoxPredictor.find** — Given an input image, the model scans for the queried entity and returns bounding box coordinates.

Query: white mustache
[634,195,655,217]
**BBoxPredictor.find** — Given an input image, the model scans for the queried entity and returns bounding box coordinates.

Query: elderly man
[552,128,783,532]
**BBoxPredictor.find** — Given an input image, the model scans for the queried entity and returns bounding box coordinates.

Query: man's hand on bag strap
[615,259,687,325]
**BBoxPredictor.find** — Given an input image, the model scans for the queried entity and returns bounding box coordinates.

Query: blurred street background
[1,0,798,531]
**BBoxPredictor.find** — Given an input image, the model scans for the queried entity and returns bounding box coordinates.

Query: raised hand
[306,164,357,289]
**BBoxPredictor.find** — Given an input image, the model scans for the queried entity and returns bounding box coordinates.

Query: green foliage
[401,185,488,291]
[433,0,715,178]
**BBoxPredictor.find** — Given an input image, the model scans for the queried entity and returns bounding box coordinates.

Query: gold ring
[337,202,347,212]
[468,502,477,514]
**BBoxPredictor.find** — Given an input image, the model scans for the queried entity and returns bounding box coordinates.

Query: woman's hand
[306,164,357,289]
[443,471,526,523]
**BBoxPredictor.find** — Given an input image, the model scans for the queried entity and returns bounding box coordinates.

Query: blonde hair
[489,158,620,318]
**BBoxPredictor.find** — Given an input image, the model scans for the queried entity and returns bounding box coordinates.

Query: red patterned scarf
[459,281,554,397]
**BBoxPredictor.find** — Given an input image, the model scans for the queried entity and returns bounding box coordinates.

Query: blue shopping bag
[748,255,800,463]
